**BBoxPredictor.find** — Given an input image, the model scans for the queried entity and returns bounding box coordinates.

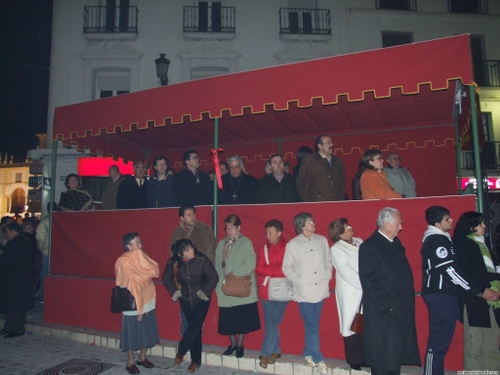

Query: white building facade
[30,0,500,213]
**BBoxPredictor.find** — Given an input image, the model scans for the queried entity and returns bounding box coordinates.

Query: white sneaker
[304,355,316,367]
[317,361,328,375]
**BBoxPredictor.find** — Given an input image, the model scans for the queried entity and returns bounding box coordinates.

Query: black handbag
[110,286,136,313]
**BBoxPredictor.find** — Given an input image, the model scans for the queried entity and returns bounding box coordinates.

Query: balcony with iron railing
[183,5,235,39]
[279,8,331,41]
[448,0,488,14]
[375,0,417,11]
[476,60,500,87]
[83,6,138,40]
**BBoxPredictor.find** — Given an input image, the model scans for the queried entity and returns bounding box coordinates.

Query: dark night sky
[0,0,52,162]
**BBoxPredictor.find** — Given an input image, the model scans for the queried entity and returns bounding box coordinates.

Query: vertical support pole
[470,85,483,213]
[213,118,219,241]
[454,117,462,194]
[47,139,58,275]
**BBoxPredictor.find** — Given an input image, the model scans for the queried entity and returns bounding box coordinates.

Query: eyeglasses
[190,156,199,160]
[372,156,384,161]
[225,226,238,232]
[307,219,316,225]
[128,240,143,246]
[156,163,167,167]
[135,166,146,170]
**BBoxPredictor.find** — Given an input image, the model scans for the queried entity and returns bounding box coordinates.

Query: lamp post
[155,53,170,86]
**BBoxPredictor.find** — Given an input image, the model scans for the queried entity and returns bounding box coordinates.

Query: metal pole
[47,139,58,275]
[213,118,219,241]
[454,114,462,195]
[469,85,483,213]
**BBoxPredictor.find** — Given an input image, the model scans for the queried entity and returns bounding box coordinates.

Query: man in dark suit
[358,207,421,375]
[255,154,301,204]
[116,161,148,209]
[296,135,346,202]
[218,155,257,205]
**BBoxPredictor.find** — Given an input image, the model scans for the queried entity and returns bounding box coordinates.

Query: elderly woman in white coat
[328,218,365,371]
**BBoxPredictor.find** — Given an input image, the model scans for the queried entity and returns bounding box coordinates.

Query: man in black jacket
[255,154,301,204]
[116,161,148,209]
[0,223,34,338]
[420,206,497,375]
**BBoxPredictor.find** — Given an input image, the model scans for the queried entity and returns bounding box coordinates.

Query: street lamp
[155,53,170,86]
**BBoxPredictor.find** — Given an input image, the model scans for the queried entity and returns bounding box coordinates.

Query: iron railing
[183,5,235,33]
[375,0,417,11]
[83,6,138,33]
[448,0,488,14]
[476,60,500,87]
[279,8,331,35]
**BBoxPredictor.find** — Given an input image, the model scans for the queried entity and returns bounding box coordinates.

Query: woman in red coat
[255,219,290,369]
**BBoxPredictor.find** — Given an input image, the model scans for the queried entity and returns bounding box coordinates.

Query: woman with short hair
[282,212,332,375]
[328,218,365,370]
[215,214,260,358]
[115,232,159,374]
[58,173,94,211]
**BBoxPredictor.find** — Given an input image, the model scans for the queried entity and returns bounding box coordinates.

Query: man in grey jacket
[383,152,416,197]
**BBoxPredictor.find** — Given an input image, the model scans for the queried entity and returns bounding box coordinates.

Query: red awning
[53,34,474,162]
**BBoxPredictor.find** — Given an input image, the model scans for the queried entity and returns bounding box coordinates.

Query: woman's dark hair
[296,146,313,164]
[122,232,139,251]
[265,219,283,232]
[425,206,450,226]
[64,173,81,189]
[453,211,483,240]
[5,222,21,234]
[171,239,196,265]
[328,218,348,242]
[360,149,382,174]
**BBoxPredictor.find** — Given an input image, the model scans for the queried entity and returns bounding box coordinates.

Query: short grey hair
[293,212,313,234]
[227,155,244,168]
[377,207,400,228]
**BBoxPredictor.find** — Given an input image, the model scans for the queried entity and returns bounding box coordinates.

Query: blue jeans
[299,300,324,363]
[260,299,289,357]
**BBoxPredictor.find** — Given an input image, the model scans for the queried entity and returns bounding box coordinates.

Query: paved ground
[0,331,258,375]
[0,307,452,375]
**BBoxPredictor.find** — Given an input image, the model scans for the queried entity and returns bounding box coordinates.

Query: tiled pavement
[0,307,437,375]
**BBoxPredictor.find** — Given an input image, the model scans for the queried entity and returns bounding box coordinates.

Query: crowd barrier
[46,195,476,370]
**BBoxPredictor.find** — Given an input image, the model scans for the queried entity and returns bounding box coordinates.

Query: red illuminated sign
[78,157,134,177]
[459,177,500,191]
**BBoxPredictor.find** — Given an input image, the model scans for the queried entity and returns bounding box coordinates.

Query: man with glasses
[116,161,149,209]
[146,155,177,208]
[255,154,301,203]
[175,150,213,207]
[383,152,416,198]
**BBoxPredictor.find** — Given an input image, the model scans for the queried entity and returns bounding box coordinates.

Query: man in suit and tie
[116,161,148,209]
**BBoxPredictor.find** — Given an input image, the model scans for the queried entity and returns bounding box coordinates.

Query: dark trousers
[422,294,460,375]
[344,333,364,366]
[371,368,400,375]
[178,299,211,365]
[3,311,26,334]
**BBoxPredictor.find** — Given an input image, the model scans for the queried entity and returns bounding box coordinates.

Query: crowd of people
[108,202,500,375]
[56,134,417,213]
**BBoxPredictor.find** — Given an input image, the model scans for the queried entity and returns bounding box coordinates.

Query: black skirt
[218,302,261,335]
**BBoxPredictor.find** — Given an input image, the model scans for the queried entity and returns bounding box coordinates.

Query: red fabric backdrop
[47,195,475,370]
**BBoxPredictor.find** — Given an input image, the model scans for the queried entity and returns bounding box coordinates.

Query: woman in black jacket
[162,239,219,373]
[454,211,500,371]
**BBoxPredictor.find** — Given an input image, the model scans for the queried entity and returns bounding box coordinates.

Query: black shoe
[222,345,236,355]
[3,332,24,339]
[350,365,362,370]
[236,346,244,358]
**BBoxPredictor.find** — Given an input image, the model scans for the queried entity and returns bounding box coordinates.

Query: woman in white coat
[328,218,366,371]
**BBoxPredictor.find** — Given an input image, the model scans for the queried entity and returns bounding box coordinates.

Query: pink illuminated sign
[459,177,500,191]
